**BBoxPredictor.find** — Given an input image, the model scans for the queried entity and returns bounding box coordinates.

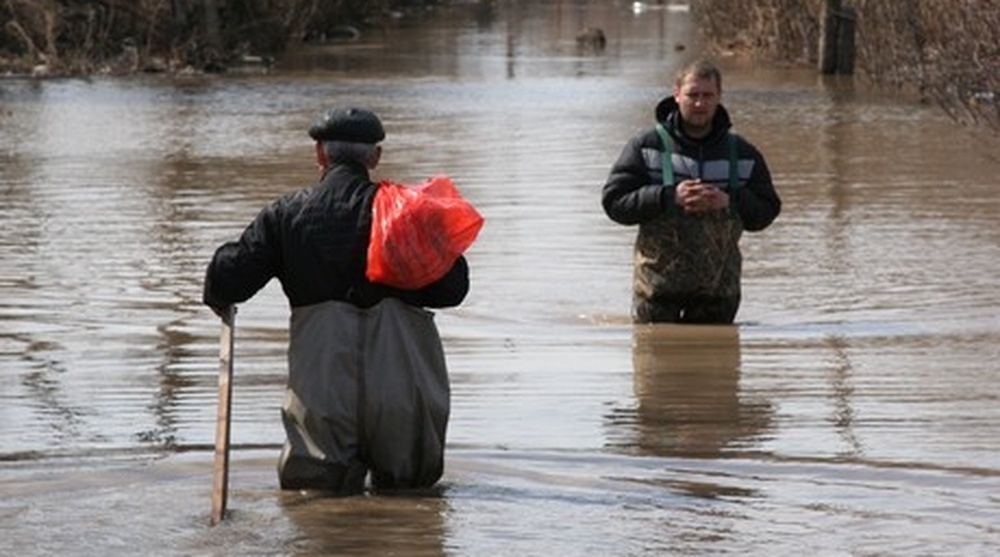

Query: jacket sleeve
[202,203,283,310]
[405,255,470,308]
[732,141,781,232]
[602,134,676,225]
[348,255,470,310]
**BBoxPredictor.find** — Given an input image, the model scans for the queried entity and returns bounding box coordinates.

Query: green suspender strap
[727,132,738,191]
[655,124,674,186]
[655,123,739,214]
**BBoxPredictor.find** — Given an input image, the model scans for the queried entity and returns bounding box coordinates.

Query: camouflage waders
[633,128,743,324]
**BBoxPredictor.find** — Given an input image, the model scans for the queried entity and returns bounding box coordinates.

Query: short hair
[321,140,379,167]
[674,59,722,90]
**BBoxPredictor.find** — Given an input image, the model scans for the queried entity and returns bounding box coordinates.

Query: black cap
[307,107,385,143]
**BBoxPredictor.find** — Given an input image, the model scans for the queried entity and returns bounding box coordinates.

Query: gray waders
[279,298,449,493]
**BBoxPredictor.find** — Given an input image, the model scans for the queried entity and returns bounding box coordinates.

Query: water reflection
[279,492,448,557]
[609,325,773,459]
[824,334,864,458]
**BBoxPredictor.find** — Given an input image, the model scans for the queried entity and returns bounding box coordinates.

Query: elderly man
[602,60,781,324]
[203,107,469,493]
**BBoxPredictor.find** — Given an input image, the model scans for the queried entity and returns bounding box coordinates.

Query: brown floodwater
[2,2,999,555]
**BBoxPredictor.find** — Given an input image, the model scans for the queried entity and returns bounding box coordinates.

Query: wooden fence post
[204,0,221,52]
[819,0,856,75]
[835,6,856,75]
[819,0,842,74]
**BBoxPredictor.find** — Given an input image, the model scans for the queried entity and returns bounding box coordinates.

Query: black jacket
[602,96,780,231]
[203,162,469,310]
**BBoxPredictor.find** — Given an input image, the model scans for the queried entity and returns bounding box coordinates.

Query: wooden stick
[210,306,236,526]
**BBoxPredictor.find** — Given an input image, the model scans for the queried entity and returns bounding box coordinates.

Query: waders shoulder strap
[727,132,739,191]
[727,132,740,216]
[655,123,673,186]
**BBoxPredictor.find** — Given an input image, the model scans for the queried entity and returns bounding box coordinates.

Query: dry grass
[692,0,1000,132]
[0,0,399,75]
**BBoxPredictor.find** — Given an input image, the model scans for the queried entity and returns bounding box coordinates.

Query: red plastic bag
[367,175,484,289]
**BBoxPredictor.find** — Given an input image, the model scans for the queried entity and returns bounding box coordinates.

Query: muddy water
[2,2,1000,555]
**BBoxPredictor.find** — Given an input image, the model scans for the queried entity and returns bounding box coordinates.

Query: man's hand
[676,179,729,214]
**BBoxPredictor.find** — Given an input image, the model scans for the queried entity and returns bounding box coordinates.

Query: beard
[682,113,713,138]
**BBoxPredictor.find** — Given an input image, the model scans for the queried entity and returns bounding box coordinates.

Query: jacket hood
[654,95,733,146]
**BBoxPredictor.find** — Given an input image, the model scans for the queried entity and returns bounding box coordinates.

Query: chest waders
[632,126,744,306]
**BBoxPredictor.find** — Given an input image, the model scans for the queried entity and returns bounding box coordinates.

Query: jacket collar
[319,160,371,185]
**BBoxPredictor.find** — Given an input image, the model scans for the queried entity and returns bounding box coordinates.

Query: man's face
[673,74,721,137]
